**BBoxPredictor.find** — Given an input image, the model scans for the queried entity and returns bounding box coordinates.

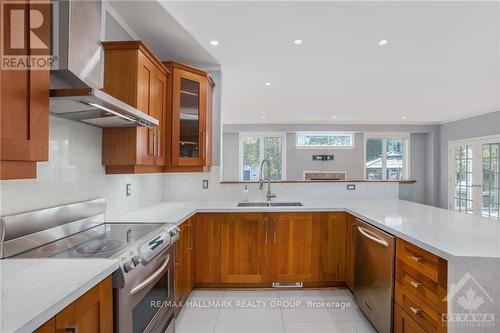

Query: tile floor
[175,289,378,333]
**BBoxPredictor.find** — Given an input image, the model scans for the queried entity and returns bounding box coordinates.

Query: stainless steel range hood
[49,0,158,128]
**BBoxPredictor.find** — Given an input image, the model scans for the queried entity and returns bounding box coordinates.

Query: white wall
[164,167,399,202]
[0,116,165,218]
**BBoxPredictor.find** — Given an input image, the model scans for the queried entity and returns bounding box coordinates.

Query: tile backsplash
[0,116,164,218]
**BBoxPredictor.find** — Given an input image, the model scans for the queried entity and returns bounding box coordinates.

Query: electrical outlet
[126,184,132,196]
[202,179,209,189]
[346,184,356,190]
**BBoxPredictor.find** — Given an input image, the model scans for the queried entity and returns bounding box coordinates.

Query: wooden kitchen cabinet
[162,62,214,172]
[272,212,320,283]
[220,213,271,283]
[345,213,357,290]
[34,276,113,333]
[175,218,194,306]
[317,212,348,283]
[194,213,222,284]
[0,0,49,180]
[101,41,169,174]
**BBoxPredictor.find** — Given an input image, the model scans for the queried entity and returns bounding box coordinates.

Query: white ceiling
[107,1,219,69]
[160,1,500,125]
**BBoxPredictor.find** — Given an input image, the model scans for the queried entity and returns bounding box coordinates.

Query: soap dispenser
[242,185,249,202]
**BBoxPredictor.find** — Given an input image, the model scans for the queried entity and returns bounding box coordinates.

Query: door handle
[201,131,206,161]
[357,226,389,247]
[130,255,170,295]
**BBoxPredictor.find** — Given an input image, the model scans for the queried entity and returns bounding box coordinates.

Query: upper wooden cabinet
[0,0,49,180]
[162,62,214,172]
[101,41,169,174]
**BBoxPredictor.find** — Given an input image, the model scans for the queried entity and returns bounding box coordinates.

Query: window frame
[238,132,287,181]
[364,132,411,181]
[295,132,355,150]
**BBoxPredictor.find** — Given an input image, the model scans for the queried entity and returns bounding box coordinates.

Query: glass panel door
[482,143,500,220]
[179,78,200,158]
[452,145,475,214]
[366,138,384,180]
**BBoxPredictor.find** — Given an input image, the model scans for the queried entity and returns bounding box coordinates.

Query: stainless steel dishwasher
[353,219,395,333]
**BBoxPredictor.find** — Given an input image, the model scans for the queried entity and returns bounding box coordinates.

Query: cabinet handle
[264,218,268,244]
[156,129,160,157]
[188,223,194,250]
[410,281,421,289]
[410,255,423,262]
[409,306,421,315]
[273,218,277,244]
[201,131,206,161]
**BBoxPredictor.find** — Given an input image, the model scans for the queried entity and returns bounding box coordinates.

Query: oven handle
[130,254,170,296]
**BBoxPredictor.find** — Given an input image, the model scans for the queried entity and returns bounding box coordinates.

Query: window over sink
[239,132,286,181]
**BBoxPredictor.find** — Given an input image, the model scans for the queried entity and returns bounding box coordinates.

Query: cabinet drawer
[396,260,441,311]
[396,239,440,283]
[395,282,443,333]
[394,304,427,333]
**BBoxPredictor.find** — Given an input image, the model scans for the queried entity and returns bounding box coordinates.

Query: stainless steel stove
[0,198,178,333]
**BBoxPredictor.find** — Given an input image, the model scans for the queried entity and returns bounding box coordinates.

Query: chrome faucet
[259,159,276,201]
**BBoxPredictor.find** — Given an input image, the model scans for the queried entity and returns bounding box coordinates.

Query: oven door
[116,245,175,333]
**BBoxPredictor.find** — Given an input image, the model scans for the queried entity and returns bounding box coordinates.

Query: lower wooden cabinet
[273,212,321,283]
[175,218,194,305]
[394,304,428,333]
[34,276,112,333]
[345,213,357,290]
[221,213,270,283]
[192,212,347,286]
[318,212,348,283]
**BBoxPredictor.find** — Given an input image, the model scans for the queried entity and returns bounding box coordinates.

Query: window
[296,132,354,149]
[365,134,410,180]
[239,133,286,181]
[449,135,500,220]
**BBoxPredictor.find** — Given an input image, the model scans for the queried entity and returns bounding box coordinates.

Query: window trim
[364,132,411,181]
[238,132,287,181]
[295,132,355,150]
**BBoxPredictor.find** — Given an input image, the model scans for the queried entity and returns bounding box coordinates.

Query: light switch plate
[202,179,209,189]
[126,184,132,196]
[346,184,356,190]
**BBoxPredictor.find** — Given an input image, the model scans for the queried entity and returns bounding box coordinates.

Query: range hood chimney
[49,0,158,128]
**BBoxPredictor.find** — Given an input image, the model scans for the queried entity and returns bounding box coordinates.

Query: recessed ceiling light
[331,116,337,119]
[261,115,267,119]
[401,116,407,120]
[210,40,219,46]
[378,39,388,46]
[265,82,271,86]
[294,39,302,45]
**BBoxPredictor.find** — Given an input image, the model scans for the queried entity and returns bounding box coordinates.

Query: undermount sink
[237,202,303,207]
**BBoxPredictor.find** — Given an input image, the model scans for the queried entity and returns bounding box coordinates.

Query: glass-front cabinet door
[172,68,207,167]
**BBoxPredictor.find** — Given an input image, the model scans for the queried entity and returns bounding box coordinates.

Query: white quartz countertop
[1,258,119,333]
[113,199,500,260]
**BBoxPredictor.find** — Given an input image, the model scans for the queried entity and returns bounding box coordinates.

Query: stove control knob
[123,260,135,273]
[131,255,141,266]
[170,227,180,237]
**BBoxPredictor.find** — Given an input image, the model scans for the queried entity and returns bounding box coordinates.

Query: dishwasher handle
[357,226,389,247]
